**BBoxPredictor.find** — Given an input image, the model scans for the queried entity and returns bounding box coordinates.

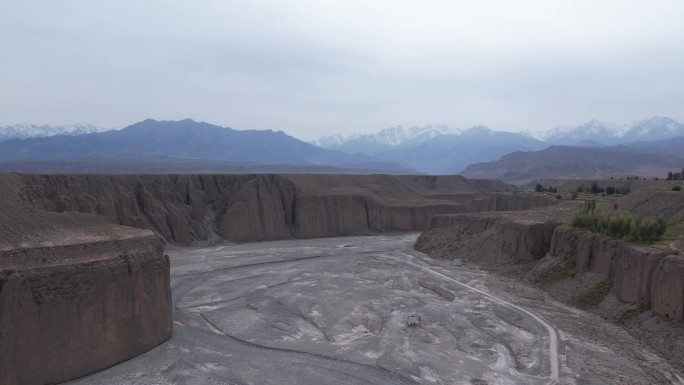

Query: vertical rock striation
[1,175,172,385]
[0,234,171,385]
[415,210,683,322]
[550,227,683,321]
[11,174,555,245]
[414,212,563,263]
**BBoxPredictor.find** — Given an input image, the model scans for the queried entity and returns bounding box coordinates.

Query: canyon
[0,173,556,385]
[15,173,557,245]
[415,207,683,320]
[415,199,684,372]
[2,173,682,383]
[64,234,683,385]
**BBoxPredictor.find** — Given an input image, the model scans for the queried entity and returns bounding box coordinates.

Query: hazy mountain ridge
[310,116,684,175]
[622,116,684,142]
[4,116,683,177]
[313,124,548,174]
[312,124,461,154]
[375,127,547,175]
[0,119,415,174]
[0,123,112,142]
[316,117,684,151]
[460,140,684,185]
[541,119,626,145]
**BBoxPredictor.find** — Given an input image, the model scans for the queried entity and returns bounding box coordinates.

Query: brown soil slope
[460,144,684,186]
[0,175,172,385]
[415,195,684,371]
[8,174,556,245]
[415,198,683,322]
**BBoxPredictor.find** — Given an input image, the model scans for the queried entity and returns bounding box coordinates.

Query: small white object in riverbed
[407,314,421,326]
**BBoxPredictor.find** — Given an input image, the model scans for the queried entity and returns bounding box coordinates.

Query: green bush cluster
[576,182,630,195]
[535,184,558,193]
[666,169,684,180]
[571,201,666,243]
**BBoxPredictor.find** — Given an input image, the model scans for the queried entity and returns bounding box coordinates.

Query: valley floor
[65,234,683,385]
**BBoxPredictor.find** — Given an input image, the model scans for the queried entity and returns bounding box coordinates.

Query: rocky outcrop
[0,233,171,385]
[550,227,683,321]
[416,210,684,322]
[1,176,172,385]
[652,256,684,321]
[414,211,564,264]
[10,174,558,245]
[502,221,559,261]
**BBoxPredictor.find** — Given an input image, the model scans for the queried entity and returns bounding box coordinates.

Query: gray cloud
[2,0,683,139]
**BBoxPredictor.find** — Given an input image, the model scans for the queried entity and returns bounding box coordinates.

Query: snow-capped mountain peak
[622,116,683,140]
[312,124,461,149]
[373,125,408,146]
[0,123,113,142]
[311,117,684,153]
[372,124,461,146]
[309,133,352,148]
[461,125,494,137]
[541,125,573,140]
[542,119,625,145]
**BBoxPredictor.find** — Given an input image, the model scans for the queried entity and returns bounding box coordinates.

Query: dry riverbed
[66,234,683,385]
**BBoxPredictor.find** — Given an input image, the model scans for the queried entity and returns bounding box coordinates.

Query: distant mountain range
[540,117,684,145]
[311,117,684,175]
[460,140,684,186]
[541,119,625,146]
[0,119,414,174]
[370,126,547,175]
[311,124,461,155]
[311,124,547,174]
[3,116,683,179]
[0,123,112,142]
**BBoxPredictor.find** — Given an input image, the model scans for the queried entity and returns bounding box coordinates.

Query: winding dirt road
[389,252,559,384]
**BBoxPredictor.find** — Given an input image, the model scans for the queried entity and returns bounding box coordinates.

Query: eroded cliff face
[550,227,683,321]
[415,211,563,264]
[13,174,557,245]
[0,234,172,385]
[1,176,172,385]
[415,211,684,322]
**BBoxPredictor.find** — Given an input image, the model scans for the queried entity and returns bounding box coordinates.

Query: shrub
[673,185,682,191]
[571,200,667,243]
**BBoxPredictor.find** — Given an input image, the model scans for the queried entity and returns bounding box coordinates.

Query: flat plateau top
[0,174,158,269]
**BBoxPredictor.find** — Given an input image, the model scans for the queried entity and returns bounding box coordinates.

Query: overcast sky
[2,1,683,140]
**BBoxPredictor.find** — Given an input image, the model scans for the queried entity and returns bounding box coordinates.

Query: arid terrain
[2,174,683,385]
[66,234,683,385]
[0,175,172,385]
[5,1,684,383]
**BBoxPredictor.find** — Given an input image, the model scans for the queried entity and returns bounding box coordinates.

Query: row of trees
[571,200,667,243]
[666,169,684,180]
[576,182,631,195]
[534,184,557,193]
